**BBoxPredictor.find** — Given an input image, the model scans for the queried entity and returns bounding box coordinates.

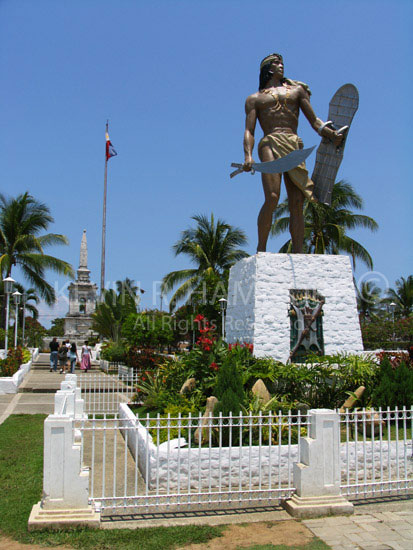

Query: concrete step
[12,393,55,414]
[19,386,63,393]
[33,365,101,371]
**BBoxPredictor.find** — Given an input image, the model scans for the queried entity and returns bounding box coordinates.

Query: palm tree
[385,276,413,317]
[92,283,139,342]
[270,181,378,269]
[13,283,39,321]
[115,277,144,311]
[357,280,382,320]
[0,192,74,304]
[161,214,248,311]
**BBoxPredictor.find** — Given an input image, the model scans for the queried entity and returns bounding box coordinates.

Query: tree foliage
[357,280,382,320]
[0,192,73,304]
[48,317,65,336]
[92,278,140,342]
[161,213,248,312]
[122,310,174,349]
[385,275,413,318]
[271,181,378,269]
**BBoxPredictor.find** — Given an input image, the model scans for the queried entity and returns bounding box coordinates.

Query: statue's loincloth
[258,132,315,201]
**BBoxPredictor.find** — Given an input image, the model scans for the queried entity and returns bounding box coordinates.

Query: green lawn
[0,414,223,550]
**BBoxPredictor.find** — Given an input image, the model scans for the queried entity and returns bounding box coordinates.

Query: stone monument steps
[33,363,101,372]
[33,353,100,372]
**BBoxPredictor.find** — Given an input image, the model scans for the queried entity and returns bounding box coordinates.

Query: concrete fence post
[62,374,86,420]
[28,385,99,529]
[283,408,354,518]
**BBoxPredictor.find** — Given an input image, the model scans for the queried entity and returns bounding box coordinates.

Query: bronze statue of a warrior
[242,53,343,253]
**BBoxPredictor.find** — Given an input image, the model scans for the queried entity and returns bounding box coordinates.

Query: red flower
[209,362,219,371]
[194,314,205,323]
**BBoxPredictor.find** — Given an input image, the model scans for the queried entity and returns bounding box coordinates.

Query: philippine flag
[105,132,117,161]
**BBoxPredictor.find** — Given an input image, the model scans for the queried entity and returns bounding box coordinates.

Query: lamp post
[22,293,27,346]
[389,301,396,342]
[192,300,195,349]
[218,298,227,341]
[12,291,22,348]
[3,277,15,353]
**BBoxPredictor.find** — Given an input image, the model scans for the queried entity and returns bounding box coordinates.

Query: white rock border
[118,403,412,492]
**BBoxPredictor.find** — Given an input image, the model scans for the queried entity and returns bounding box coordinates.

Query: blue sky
[1,0,412,326]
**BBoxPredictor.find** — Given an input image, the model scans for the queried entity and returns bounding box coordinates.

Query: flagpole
[100,121,109,296]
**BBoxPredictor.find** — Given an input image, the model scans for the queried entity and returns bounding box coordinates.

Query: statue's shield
[312,84,359,205]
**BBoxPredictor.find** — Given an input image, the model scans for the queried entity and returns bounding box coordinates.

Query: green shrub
[214,356,246,416]
[372,358,413,408]
[147,401,199,444]
[100,342,127,362]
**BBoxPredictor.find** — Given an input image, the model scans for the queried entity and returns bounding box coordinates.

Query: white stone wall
[226,253,363,362]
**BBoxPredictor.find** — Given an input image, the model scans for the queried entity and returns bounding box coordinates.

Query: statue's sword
[230,145,316,178]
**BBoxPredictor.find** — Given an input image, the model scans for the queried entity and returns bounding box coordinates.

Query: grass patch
[0,414,223,549]
[238,539,331,550]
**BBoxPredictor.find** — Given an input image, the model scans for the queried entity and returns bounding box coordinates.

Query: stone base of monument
[225,253,363,362]
[282,494,354,519]
[28,502,100,530]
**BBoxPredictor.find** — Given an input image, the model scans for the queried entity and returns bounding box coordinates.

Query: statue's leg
[257,171,281,252]
[284,173,305,253]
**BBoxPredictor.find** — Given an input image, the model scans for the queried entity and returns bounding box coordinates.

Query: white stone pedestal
[225,253,363,362]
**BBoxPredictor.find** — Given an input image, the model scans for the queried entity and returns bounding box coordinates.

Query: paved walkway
[0,353,100,423]
[304,500,413,550]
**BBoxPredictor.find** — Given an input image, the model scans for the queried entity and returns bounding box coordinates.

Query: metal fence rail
[340,407,413,499]
[77,411,310,514]
[78,373,140,413]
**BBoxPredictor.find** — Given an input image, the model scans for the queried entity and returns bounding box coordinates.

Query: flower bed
[0,348,38,394]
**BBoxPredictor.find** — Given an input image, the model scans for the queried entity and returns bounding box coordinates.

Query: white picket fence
[77,407,309,513]
[36,373,413,522]
[77,372,140,413]
[74,405,412,514]
[340,407,412,499]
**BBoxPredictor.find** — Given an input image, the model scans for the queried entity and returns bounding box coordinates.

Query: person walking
[49,337,59,372]
[69,342,79,374]
[80,340,92,371]
[58,342,68,374]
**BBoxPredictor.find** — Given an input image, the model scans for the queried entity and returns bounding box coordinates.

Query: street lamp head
[3,276,15,294]
[389,302,397,311]
[218,297,227,311]
[12,290,22,304]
